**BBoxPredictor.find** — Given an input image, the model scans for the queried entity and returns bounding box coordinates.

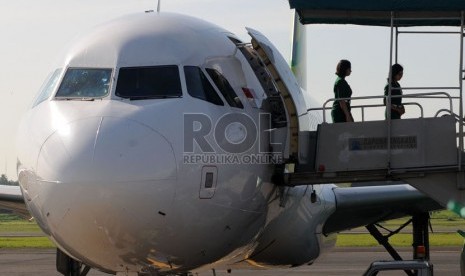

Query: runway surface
[0,247,461,275]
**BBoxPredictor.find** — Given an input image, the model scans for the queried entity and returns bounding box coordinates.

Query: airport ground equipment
[268,2,465,275]
[363,260,433,276]
[279,0,465,210]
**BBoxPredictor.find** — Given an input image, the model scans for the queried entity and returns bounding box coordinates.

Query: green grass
[0,237,55,248]
[345,210,465,234]
[0,214,54,248]
[431,210,462,220]
[337,233,463,247]
[0,214,41,232]
[382,210,464,228]
[0,211,464,248]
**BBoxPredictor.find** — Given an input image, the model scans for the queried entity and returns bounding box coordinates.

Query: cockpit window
[115,65,182,100]
[32,68,62,108]
[55,68,112,99]
[184,66,224,106]
[205,68,244,109]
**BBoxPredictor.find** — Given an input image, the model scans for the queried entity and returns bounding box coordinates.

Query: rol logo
[183,113,283,165]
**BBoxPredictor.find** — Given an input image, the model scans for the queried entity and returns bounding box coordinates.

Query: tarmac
[0,247,461,275]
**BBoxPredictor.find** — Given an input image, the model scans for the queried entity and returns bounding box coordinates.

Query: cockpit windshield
[32,68,63,108]
[55,68,112,99]
[115,65,182,100]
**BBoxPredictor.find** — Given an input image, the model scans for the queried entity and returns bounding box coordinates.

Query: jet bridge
[280,2,465,209]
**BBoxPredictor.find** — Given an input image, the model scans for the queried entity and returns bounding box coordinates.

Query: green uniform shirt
[384,81,403,119]
[332,76,352,123]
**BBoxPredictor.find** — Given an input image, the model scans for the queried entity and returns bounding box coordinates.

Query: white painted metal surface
[316,116,457,172]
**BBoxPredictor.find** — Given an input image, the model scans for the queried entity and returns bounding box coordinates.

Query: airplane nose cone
[36,117,176,183]
[33,117,177,271]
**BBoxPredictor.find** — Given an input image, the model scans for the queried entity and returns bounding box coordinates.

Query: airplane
[0,9,444,276]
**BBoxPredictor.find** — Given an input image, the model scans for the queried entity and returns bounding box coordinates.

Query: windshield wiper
[55,97,95,101]
[128,95,182,101]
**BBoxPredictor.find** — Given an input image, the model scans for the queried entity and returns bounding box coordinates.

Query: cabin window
[184,66,224,106]
[55,68,112,99]
[205,68,244,109]
[115,65,182,100]
[32,68,62,107]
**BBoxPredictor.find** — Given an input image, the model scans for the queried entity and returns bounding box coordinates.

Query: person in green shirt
[332,59,354,123]
[384,64,405,120]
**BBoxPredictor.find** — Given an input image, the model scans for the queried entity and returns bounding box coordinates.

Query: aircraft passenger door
[199,166,218,199]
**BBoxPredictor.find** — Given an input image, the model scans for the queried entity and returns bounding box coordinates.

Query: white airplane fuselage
[16,12,336,274]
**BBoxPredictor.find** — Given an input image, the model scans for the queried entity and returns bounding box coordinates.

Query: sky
[0,0,461,180]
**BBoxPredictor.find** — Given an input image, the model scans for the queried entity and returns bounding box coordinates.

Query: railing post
[395,26,399,64]
[459,11,464,171]
[387,12,394,171]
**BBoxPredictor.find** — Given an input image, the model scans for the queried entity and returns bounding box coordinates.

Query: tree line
[0,174,19,186]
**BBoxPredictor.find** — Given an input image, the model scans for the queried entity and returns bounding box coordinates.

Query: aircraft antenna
[157,0,161,13]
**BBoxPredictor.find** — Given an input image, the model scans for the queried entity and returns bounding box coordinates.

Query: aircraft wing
[0,185,30,219]
[323,184,443,234]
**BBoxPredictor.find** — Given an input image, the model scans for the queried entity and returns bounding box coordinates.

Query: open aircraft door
[246,28,309,163]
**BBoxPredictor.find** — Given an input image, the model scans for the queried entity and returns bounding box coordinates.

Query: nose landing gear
[56,248,91,276]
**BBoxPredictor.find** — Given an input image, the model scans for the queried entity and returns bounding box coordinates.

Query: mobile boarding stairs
[290,113,465,209]
[279,9,465,209]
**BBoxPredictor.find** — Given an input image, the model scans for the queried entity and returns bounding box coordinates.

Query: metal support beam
[458,11,464,172]
[412,213,430,260]
[366,224,415,276]
[387,12,394,172]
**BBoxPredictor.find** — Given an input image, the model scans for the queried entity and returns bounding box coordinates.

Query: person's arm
[386,83,405,115]
[337,80,354,122]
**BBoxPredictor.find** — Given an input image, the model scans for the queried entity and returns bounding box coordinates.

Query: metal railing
[307,102,423,122]
[301,13,465,174]
[392,12,465,171]
[308,92,453,123]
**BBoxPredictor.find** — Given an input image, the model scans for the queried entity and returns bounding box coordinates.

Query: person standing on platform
[384,63,405,120]
[332,59,354,123]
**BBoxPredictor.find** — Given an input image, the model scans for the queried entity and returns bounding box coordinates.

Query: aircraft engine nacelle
[247,185,336,267]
